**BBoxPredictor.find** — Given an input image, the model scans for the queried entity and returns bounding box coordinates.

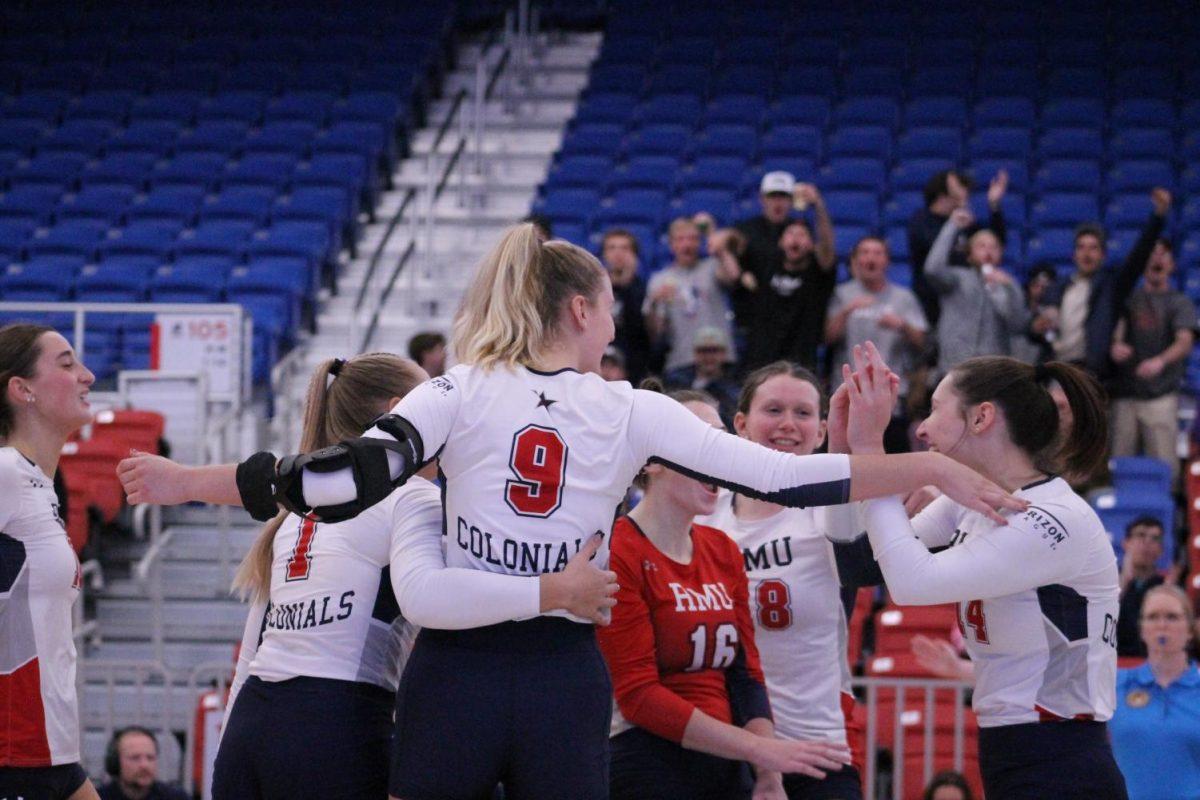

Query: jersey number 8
[506,425,568,518]
[755,578,793,630]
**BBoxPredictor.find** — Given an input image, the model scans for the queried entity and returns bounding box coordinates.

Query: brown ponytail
[232,353,428,602]
[949,357,1108,480]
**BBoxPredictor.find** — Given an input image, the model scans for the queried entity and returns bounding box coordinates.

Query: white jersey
[0,448,81,766]
[846,476,1119,728]
[315,365,852,622]
[700,491,852,745]
[228,477,542,714]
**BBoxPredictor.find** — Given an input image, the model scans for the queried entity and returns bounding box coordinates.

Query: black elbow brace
[236,414,424,524]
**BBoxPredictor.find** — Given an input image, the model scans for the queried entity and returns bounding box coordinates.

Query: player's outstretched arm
[681,711,851,780]
[118,454,241,506]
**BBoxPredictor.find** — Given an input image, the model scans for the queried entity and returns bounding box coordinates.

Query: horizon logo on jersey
[1022,505,1070,550]
[455,514,601,573]
[742,536,795,572]
[263,591,354,631]
[668,581,735,613]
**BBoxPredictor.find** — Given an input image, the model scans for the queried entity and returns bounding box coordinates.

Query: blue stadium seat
[293,154,370,211]
[768,96,830,128]
[1111,99,1175,130]
[751,158,817,187]
[677,157,745,191]
[244,122,318,158]
[1108,160,1175,194]
[672,190,734,225]
[1181,198,1200,233]
[759,125,821,161]
[1092,489,1174,569]
[148,262,227,302]
[196,92,267,125]
[969,127,1032,160]
[153,153,228,190]
[330,92,404,136]
[226,260,306,332]
[176,121,249,157]
[821,158,886,192]
[55,186,136,225]
[125,186,204,227]
[560,124,624,159]
[896,127,961,161]
[1038,128,1103,160]
[265,91,336,126]
[777,67,837,97]
[538,188,600,228]
[588,65,645,95]
[596,37,657,66]
[223,154,297,192]
[635,94,705,127]
[200,186,278,226]
[222,62,291,94]
[109,120,182,157]
[0,220,36,260]
[970,192,1027,231]
[545,156,613,191]
[1109,128,1175,161]
[25,220,108,259]
[97,220,183,260]
[1031,193,1099,228]
[890,159,955,192]
[886,226,909,262]
[712,66,773,96]
[976,68,1037,100]
[39,120,115,156]
[575,93,637,126]
[826,126,892,160]
[10,153,89,191]
[0,120,48,157]
[1182,100,1200,132]
[0,186,62,225]
[246,222,330,293]
[154,65,222,94]
[592,189,668,228]
[1105,195,1154,230]
[624,125,691,158]
[704,95,768,126]
[1183,131,1200,163]
[647,65,710,95]
[1026,228,1079,268]
[690,124,757,159]
[1114,69,1176,101]
[883,191,923,226]
[90,64,158,94]
[80,153,158,192]
[821,190,879,227]
[23,64,92,95]
[173,220,256,260]
[274,185,351,243]
[1034,160,1102,195]
[833,97,899,130]
[3,91,71,123]
[74,259,153,302]
[656,37,717,65]
[973,97,1036,129]
[907,67,972,99]
[833,224,871,259]
[842,67,903,97]
[607,156,679,192]
[129,91,202,124]
[0,256,82,301]
[968,160,1028,195]
[905,97,967,128]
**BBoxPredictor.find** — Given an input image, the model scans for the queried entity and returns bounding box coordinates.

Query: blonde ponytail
[232,353,429,602]
[452,223,606,369]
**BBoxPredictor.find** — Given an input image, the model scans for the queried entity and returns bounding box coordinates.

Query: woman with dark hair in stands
[599,383,850,800]
[0,324,99,800]
[827,343,1125,800]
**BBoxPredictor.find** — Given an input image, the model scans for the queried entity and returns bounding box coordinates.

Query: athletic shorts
[212,675,392,800]
[0,763,88,800]
[978,720,1128,800]
[609,727,752,800]
[783,765,863,800]
[390,617,612,800]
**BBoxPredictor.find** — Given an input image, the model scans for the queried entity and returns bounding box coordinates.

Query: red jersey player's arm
[720,534,772,725]
[596,537,698,743]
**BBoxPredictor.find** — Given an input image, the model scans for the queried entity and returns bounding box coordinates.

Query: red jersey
[598,516,770,744]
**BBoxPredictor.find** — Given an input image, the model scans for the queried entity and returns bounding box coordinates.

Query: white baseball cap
[759,171,796,195]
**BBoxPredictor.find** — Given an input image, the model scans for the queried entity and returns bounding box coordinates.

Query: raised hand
[843,342,899,453]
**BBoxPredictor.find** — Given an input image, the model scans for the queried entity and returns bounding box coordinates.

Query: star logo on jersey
[533,390,557,410]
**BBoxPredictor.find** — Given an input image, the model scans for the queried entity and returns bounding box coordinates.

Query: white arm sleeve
[302,374,462,508]
[908,495,963,549]
[628,389,852,507]
[388,481,541,629]
[864,497,1081,606]
[220,599,266,738]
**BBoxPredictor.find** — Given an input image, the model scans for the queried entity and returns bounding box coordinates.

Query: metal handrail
[360,240,418,349]
[431,88,468,152]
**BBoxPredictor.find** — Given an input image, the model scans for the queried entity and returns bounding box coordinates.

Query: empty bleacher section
[534,1,1200,397]
[0,0,454,383]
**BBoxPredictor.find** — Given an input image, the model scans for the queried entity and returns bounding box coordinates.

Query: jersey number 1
[506,425,568,518]
[285,518,317,581]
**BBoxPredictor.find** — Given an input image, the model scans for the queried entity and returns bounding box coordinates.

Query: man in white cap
[735,171,797,285]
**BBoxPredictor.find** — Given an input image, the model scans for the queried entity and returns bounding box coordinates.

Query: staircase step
[97,597,248,642]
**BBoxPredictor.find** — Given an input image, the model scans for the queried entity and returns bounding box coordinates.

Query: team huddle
[2,223,1124,800]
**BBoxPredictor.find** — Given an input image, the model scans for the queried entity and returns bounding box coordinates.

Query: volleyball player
[120,225,1022,800]
[700,362,865,800]
[600,385,850,800]
[828,343,1125,800]
[0,324,100,800]
[125,353,614,800]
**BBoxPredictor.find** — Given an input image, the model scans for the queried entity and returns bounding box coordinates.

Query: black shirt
[737,255,837,372]
[1117,574,1165,658]
[611,275,651,383]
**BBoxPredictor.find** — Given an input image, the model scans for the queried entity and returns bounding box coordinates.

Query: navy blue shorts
[609,727,751,800]
[212,675,392,800]
[782,764,862,800]
[0,764,88,800]
[978,720,1128,800]
[390,617,612,800]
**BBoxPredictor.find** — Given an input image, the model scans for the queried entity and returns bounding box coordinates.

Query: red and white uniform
[0,448,81,766]
[701,492,854,746]
[597,517,769,743]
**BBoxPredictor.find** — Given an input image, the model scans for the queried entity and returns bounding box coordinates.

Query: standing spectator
[826,236,927,453]
[907,169,1009,326]
[663,327,742,427]
[407,331,447,378]
[734,185,837,373]
[645,217,736,373]
[1116,516,1168,659]
[601,228,651,382]
[924,209,1028,378]
[98,727,187,800]
[735,171,799,286]
[1010,263,1061,366]
[1047,188,1172,379]
[1110,584,1200,800]
[1109,239,1196,485]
